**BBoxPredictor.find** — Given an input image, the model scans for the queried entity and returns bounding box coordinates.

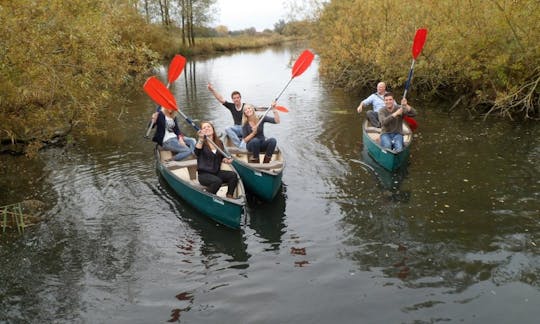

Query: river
[1,44,539,323]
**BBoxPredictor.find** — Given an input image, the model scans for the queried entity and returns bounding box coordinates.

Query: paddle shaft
[254,50,314,129]
[403,59,416,99]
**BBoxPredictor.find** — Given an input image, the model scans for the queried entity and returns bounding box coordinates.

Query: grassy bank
[312,0,539,120]
[152,28,297,58]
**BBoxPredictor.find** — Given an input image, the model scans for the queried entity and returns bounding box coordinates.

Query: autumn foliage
[0,0,161,154]
[312,0,539,120]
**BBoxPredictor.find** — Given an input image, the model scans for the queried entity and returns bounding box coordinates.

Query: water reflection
[248,185,287,251]
[353,148,411,202]
[157,176,250,264]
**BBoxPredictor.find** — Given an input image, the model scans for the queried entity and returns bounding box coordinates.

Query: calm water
[1,44,539,323]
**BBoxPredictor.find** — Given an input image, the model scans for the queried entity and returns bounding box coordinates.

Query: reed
[1,203,25,234]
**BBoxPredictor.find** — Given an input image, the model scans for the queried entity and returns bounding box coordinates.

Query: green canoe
[224,136,284,202]
[362,120,413,172]
[155,147,246,229]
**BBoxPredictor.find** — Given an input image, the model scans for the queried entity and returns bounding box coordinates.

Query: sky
[213,0,289,31]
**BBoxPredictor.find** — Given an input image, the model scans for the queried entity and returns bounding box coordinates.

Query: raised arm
[207,82,226,104]
[356,101,365,113]
[271,101,280,124]
[401,98,417,117]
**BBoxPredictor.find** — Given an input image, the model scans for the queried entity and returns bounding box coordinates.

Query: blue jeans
[246,137,277,159]
[380,133,404,152]
[163,137,195,161]
[225,125,246,149]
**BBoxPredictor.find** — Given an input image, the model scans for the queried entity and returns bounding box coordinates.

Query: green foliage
[0,0,160,154]
[312,0,540,119]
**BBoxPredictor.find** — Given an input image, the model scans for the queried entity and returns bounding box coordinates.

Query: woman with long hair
[241,102,280,163]
[194,121,238,198]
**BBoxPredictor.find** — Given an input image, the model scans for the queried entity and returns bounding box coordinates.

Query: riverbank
[157,29,300,58]
[312,1,539,121]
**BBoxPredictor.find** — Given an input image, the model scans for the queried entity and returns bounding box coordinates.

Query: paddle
[255,49,315,127]
[144,54,186,138]
[143,78,233,159]
[402,28,427,131]
[143,76,178,111]
[275,49,315,101]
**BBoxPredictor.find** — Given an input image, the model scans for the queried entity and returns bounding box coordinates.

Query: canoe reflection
[247,184,287,251]
[158,176,250,263]
[357,148,411,202]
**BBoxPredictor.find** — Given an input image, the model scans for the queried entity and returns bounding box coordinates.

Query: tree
[274,19,286,34]
[0,0,160,155]
[312,0,539,120]
[215,25,229,36]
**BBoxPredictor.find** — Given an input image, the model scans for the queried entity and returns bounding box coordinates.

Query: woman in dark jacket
[152,107,195,161]
[194,121,238,198]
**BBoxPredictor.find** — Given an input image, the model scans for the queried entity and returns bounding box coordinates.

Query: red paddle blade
[404,116,418,131]
[275,105,289,112]
[412,28,428,59]
[167,54,186,84]
[291,50,315,78]
[143,76,178,111]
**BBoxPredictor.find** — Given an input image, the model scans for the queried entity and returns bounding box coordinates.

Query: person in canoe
[207,83,249,149]
[242,102,279,164]
[378,93,417,152]
[195,121,238,198]
[152,106,196,161]
[356,81,397,127]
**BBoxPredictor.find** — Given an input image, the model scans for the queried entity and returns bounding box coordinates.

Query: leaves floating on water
[291,247,306,255]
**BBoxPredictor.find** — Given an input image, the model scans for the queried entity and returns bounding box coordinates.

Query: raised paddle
[144,54,186,138]
[275,49,315,101]
[143,80,232,158]
[402,28,427,131]
[255,50,315,128]
[143,76,178,111]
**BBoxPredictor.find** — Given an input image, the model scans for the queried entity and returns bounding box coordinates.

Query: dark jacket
[194,142,226,175]
[152,111,183,146]
[242,116,276,140]
[379,106,417,135]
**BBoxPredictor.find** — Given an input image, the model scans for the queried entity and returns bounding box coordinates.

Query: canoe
[155,147,246,229]
[362,120,413,171]
[224,135,284,201]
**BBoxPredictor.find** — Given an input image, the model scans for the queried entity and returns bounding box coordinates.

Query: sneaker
[239,141,247,150]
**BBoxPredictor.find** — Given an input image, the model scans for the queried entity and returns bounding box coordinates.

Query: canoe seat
[365,126,411,135]
[160,149,173,162]
[226,146,281,155]
[165,159,198,169]
[365,126,381,133]
[367,132,380,144]
[250,161,284,170]
[188,180,232,199]
[226,147,248,154]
